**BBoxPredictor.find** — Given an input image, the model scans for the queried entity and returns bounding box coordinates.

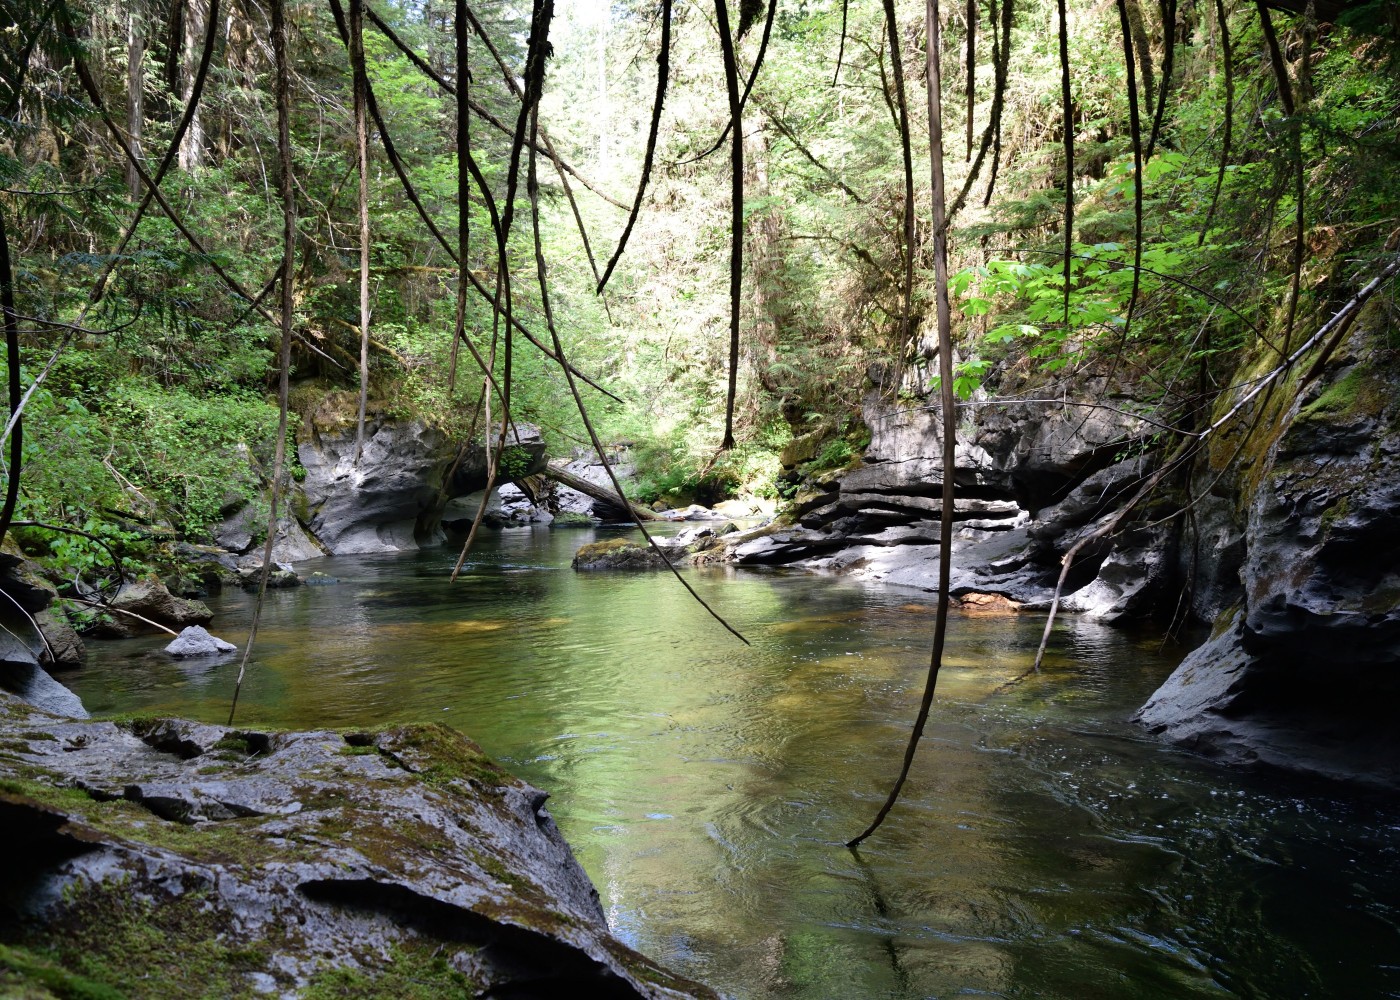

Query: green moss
[0,777,290,868]
[571,537,635,562]
[550,511,596,527]
[300,943,481,999]
[16,880,272,1000]
[0,943,125,1000]
[1298,366,1387,423]
[378,723,511,790]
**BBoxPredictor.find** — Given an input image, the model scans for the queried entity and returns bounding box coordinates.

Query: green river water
[67,526,1400,999]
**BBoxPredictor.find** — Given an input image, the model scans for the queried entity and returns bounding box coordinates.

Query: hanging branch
[966,0,976,161]
[849,0,957,849]
[1145,0,1177,159]
[0,0,63,119]
[8,521,126,589]
[229,0,296,727]
[524,107,750,646]
[1256,0,1303,353]
[1199,0,1234,245]
[454,0,619,296]
[447,0,557,578]
[716,0,744,451]
[757,98,866,203]
[982,0,1012,207]
[1056,0,1074,325]
[945,0,1009,222]
[597,0,671,294]
[833,0,851,85]
[60,17,303,357]
[1029,256,1400,670]
[450,0,470,391]
[0,212,22,553]
[327,0,619,404]
[682,0,777,166]
[366,6,626,210]
[880,0,916,360]
[1116,0,1144,329]
[351,0,371,463]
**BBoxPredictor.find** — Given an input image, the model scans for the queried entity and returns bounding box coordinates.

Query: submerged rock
[164,625,237,658]
[0,696,715,998]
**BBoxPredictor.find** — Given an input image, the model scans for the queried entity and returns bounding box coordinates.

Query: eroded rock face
[0,696,714,999]
[550,448,637,521]
[731,387,1166,613]
[1135,313,1400,785]
[298,407,547,556]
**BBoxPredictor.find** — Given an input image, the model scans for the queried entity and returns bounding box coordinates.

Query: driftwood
[542,463,659,521]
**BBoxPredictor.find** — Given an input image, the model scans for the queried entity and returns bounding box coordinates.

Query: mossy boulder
[571,538,668,571]
[0,695,715,998]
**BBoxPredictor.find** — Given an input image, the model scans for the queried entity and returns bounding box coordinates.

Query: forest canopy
[2,0,1398,577]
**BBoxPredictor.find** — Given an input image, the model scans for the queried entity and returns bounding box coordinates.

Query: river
[67,526,1400,999]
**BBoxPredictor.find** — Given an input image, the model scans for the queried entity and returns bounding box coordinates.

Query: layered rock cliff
[739,308,1400,786]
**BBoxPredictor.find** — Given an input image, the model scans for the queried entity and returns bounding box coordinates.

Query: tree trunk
[542,463,660,521]
[351,0,371,463]
[126,8,145,199]
[178,0,205,171]
[746,124,785,397]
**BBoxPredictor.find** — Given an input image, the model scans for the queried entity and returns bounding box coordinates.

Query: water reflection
[68,527,1400,999]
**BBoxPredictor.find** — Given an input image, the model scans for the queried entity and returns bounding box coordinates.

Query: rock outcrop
[0,695,714,998]
[731,386,1159,613]
[548,447,637,521]
[572,538,668,571]
[90,578,213,639]
[737,308,1400,785]
[1135,308,1400,786]
[295,401,546,555]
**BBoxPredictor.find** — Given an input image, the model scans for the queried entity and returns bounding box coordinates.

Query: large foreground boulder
[0,695,714,998]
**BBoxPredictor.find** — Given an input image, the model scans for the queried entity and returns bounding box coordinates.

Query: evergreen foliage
[1,0,1397,574]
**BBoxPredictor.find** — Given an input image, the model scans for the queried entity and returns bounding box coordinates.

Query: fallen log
[543,462,659,521]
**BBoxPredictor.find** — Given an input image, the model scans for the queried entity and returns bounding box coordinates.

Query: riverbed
[68,527,1400,999]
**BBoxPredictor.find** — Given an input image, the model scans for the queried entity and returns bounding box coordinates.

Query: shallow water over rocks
[70,527,1400,999]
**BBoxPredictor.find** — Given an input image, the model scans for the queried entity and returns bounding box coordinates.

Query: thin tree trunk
[450,0,470,390]
[126,7,145,199]
[715,0,744,451]
[848,0,957,848]
[351,0,371,463]
[229,0,295,726]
